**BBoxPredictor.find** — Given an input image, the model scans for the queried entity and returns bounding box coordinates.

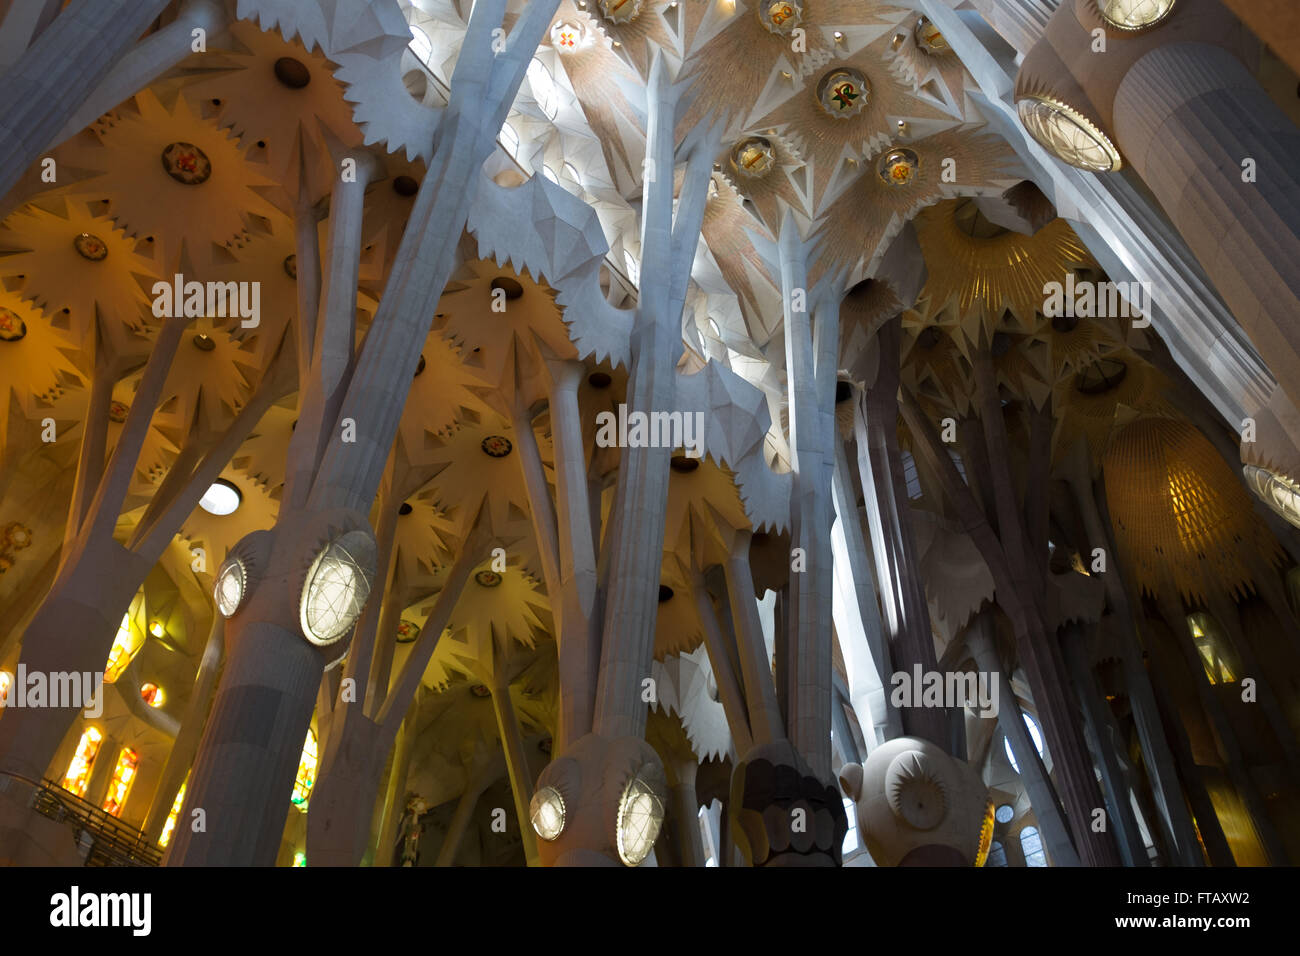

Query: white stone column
[0,0,172,201]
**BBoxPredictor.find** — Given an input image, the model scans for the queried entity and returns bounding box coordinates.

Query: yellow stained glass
[291,729,317,810]
[102,747,139,818]
[61,727,103,798]
[159,779,187,847]
[105,615,144,684]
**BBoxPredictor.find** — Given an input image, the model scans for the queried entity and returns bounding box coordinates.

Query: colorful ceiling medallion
[0,308,27,342]
[914,16,950,54]
[161,142,212,185]
[73,232,108,261]
[1100,0,1176,31]
[550,20,586,52]
[878,147,921,186]
[475,569,503,588]
[759,1,803,36]
[730,136,776,179]
[396,619,420,643]
[140,682,165,708]
[481,435,513,458]
[599,0,642,24]
[108,400,130,423]
[470,683,492,697]
[817,68,870,119]
[2,522,32,552]
[1016,95,1122,173]
[283,254,297,279]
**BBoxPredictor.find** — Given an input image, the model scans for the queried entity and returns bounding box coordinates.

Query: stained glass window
[105,615,143,684]
[0,670,11,703]
[159,779,187,847]
[61,727,103,798]
[291,729,318,810]
[102,747,139,818]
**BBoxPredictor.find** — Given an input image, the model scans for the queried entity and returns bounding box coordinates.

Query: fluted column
[1114,42,1300,412]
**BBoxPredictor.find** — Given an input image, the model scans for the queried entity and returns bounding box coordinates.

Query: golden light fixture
[1016,94,1122,173]
[1099,0,1176,31]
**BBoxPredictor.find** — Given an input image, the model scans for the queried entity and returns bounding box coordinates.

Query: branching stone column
[777,214,837,781]
[489,665,539,867]
[855,320,948,747]
[168,0,559,865]
[0,0,172,200]
[968,612,1080,866]
[1060,621,1149,866]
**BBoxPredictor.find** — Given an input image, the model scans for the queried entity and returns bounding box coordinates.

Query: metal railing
[12,772,161,867]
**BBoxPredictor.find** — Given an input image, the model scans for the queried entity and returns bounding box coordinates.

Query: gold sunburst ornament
[1016,95,1122,173]
[550,20,587,52]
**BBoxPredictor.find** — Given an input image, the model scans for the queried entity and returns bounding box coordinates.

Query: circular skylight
[199,479,242,516]
[995,803,1014,824]
[1004,713,1044,773]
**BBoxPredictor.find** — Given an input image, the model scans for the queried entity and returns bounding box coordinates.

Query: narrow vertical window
[102,747,140,818]
[61,727,103,798]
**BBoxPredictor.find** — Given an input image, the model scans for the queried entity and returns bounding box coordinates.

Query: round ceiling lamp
[1243,465,1300,530]
[199,478,242,516]
[730,136,776,179]
[877,147,921,186]
[214,557,247,618]
[1016,95,1122,173]
[817,68,870,120]
[1099,0,1176,30]
[530,786,567,841]
[161,142,213,185]
[758,1,803,36]
[299,530,377,646]
[615,764,667,866]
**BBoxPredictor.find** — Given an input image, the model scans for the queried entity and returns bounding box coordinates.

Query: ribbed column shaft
[1114,42,1300,414]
